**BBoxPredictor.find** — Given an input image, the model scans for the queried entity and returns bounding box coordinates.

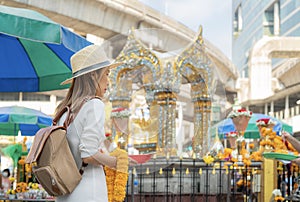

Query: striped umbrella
[211,113,293,139]
[0,5,92,92]
[0,106,52,136]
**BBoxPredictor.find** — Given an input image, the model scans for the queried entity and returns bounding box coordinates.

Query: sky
[139,0,232,59]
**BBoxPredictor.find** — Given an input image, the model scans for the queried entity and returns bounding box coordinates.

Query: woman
[55,44,121,202]
[1,168,11,191]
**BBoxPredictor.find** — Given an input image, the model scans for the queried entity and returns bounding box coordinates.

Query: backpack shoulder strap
[53,106,71,128]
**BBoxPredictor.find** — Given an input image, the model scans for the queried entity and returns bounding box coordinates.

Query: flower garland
[228,108,252,119]
[256,118,276,126]
[259,127,298,155]
[104,148,129,202]
[226,131,238,138]
[111,107,131,118]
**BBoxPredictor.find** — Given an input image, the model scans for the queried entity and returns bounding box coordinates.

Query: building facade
[233,0,300,77]
[232,0,300,135]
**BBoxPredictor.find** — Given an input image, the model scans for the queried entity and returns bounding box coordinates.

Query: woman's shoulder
[75,97,105,122]
[82,97,104,110]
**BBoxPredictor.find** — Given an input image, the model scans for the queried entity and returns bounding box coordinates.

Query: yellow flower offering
[6,189,16,195]
[274,196,285,201]
[249,143,255,149]
[18,158,25,165]
[105,148,129,202]
[16,182,27,192]
[9,177,15,182]
[203,155,214,165]
[28,182,39,189]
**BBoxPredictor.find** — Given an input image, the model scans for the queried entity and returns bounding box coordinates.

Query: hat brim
[60,62,123,85]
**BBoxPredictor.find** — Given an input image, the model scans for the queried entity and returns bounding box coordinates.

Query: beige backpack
[25,106,87,196]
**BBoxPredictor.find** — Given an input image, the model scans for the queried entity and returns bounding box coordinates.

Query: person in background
[55,44,127,202]
[1,168,11,192]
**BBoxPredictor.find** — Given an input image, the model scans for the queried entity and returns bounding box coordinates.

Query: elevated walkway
[1,0,238,94]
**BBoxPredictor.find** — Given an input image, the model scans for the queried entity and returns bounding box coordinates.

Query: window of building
[234,5,243,35]
[264,7,274,35]
[0,93,19,101]
[23,93,50,101]
[57,96,65,102]
[264,2,280,36]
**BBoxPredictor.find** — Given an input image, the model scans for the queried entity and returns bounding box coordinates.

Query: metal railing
[125,157,264,202]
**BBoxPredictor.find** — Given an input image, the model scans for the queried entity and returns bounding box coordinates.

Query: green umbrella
[0,5,92,92]
[0,106,52,136]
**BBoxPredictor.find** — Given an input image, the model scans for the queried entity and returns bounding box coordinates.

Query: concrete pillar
[279,111,283,119]
[270,101,274,114]
[50,95,56,110]
[264,103,268,115]
[19,92,23,102]
[269,101,274,117]
[268,101,275,117]
[50,95,56,105]
[291,107,295,117]
[285,95,289,118]
[249,56,272,100]
[274,2,280,35]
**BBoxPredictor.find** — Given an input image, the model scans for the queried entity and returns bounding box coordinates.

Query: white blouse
[56,98,108,202]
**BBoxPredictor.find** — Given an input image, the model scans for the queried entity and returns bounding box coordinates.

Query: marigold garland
[105,148,129,202]
[259,126,298,155]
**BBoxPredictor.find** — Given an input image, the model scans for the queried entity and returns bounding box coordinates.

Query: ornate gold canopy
[109,26,216,157]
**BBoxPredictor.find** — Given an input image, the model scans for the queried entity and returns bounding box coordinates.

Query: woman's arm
[83,151,117,168]
[79,100,117,168]
[282,131,300,152]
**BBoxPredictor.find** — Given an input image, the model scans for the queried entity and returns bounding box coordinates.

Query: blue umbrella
[212,113,293,139]
[0,5,92,92]
[0,106,52,136]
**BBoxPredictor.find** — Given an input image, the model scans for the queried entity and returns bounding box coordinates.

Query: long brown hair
[55,67,108,118]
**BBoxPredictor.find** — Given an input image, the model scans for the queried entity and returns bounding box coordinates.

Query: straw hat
[61,44,121,85]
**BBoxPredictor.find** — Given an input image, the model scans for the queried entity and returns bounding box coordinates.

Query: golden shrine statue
[109,26,218,157]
